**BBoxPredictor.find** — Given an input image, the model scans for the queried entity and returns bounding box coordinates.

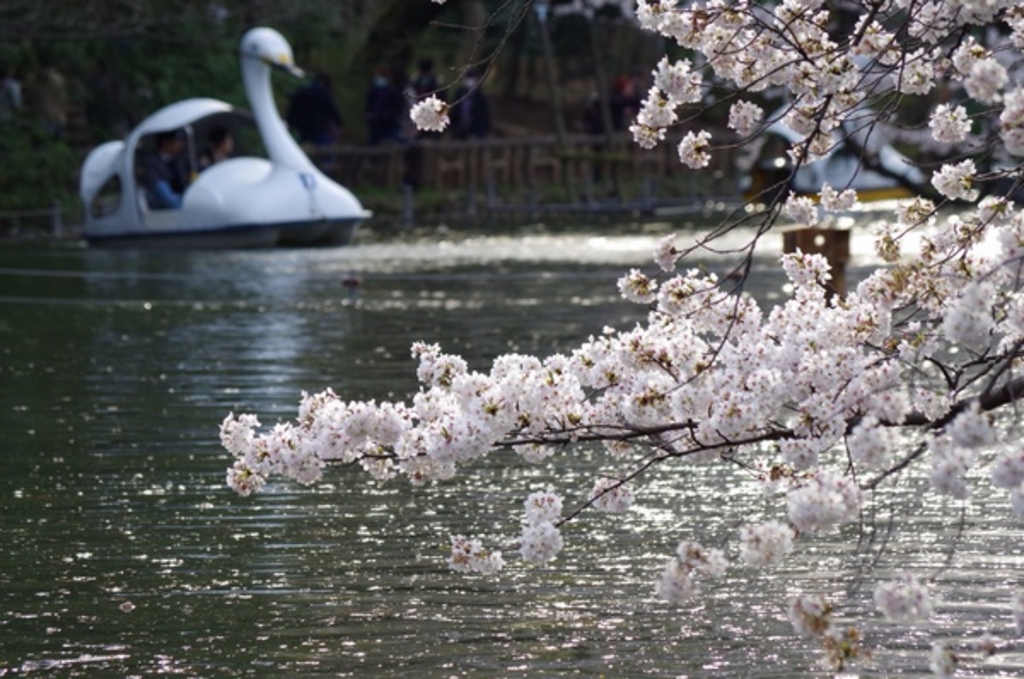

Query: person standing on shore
[286,72,344,147]
[450,67,491,140]
[365,65,406,146]
[0,66,23,121]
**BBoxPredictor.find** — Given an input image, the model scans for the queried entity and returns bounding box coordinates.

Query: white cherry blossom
[1001,87,1024,156]
[520,521,564,563]
[409,95,449,132]
[874,574,933,621]
[738,520,796,566]
[727,100,763,136]
[932,159,979,201]
[677,129,712,169]
[652,56,703,104]
[928,103,972,143]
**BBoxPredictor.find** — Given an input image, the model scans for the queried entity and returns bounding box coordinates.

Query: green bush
[0,120,78,214]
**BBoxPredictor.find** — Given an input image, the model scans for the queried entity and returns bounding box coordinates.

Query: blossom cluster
[447,534,503,575]
[992,447,1024,513]
[223,188,1024,532]
[1003,88,1024,156]
[655,540,728,604]
[932,160,979,202]
[928,403,999,500]
[738,520,795,567]
[930,642,957,679]
[520,490,565,563]
[786,470,861,533]
[928,104,972,144]
[589,477,635,513]
[874,574,934,622]
[409,95,449,133]
[631,0,1022,193]
[788,594,833,639]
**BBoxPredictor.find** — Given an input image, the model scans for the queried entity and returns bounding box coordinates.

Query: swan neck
[242,57,314,171]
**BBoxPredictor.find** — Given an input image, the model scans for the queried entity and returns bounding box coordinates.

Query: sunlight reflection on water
[0,221,1022,677]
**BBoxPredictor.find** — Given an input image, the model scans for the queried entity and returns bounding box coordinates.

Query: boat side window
[90,175,122,218]
[139,131,189,210]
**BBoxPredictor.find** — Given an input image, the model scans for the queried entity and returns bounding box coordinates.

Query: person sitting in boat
[198,125,234,171]
[140,130,189,209]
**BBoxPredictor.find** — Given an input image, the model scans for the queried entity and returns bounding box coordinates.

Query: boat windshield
[134,110,263,182]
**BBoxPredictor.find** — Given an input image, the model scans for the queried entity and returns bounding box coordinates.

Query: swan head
[240,27,304,77]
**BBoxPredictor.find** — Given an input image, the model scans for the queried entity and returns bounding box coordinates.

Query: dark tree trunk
[351,0,450,78]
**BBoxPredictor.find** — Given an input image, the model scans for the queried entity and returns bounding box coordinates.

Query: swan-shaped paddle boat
[79,27,369,248]
[739,105,927,205]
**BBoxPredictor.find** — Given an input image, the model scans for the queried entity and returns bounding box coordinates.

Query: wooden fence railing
[0,203,64,238]
[309,132,741,204]
[2,135,742,240]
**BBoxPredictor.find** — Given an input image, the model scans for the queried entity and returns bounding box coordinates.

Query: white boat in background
[739,105,927,205]
[79,27,369,249]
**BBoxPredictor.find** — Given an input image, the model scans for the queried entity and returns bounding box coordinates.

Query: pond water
[1,224,1023,678]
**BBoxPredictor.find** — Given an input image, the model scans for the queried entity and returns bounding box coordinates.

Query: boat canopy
[125,98,253,159]
[80,141,127,208]
[130,99,236,138]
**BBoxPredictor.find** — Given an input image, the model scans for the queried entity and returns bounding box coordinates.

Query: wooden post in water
[781,225,850,298]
